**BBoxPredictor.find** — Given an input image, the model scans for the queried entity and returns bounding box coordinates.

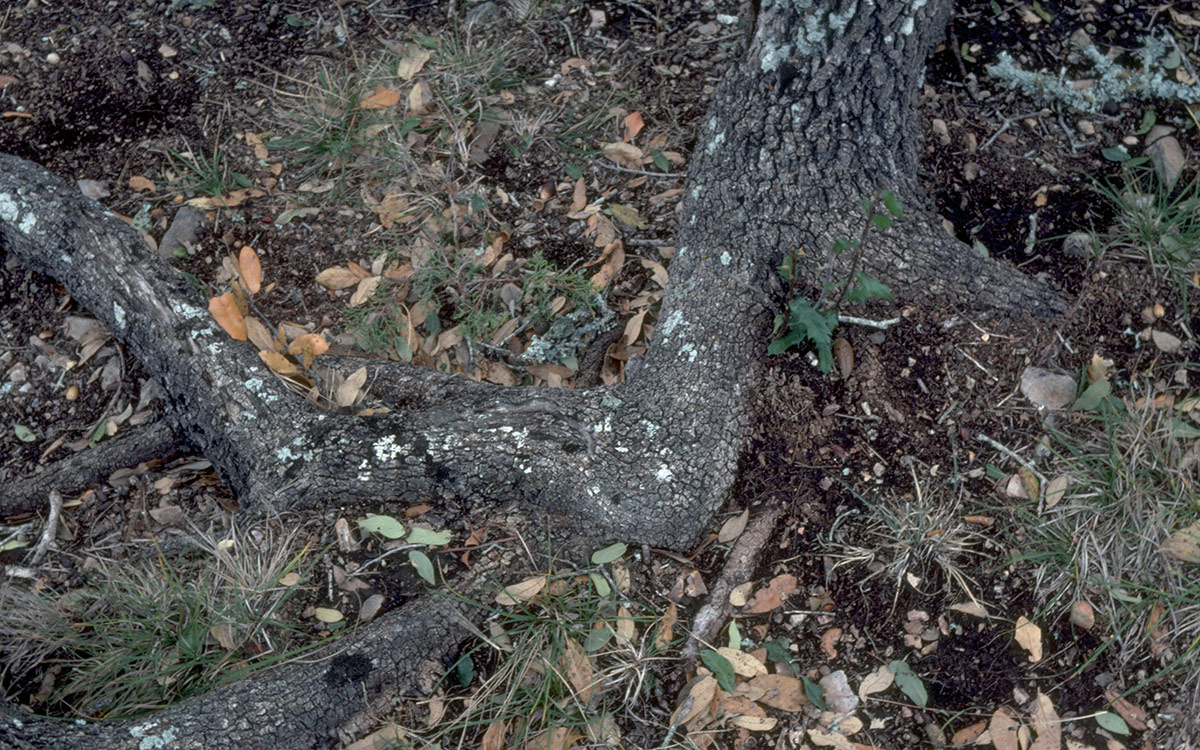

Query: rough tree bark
[0,0,1061,746]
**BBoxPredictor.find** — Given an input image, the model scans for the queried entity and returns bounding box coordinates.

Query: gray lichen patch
[128,721,179,750]
[0,192,38,235]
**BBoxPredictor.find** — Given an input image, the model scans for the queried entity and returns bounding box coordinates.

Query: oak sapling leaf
[700,649,736,692]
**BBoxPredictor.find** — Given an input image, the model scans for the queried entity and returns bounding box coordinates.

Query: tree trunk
[0,0,1060,745]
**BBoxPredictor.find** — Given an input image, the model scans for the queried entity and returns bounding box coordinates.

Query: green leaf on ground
[1095,711,1129,735]
[409,550,435,585]
[801,675,826,710]
[406,527,451,546]
[700,649,737,692]
[358,515,406,539]
[889,660,928,707]
[591,542,627,565]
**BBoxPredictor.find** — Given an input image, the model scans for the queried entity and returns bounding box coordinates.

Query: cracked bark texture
[0,0,1061,746]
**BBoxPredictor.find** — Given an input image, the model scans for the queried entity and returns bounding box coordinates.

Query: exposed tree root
[0,420,185,518]
[682,507,784,662]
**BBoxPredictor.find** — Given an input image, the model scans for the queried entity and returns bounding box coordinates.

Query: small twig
[595,161,680,179]
[836,314,901,329]
[827,186,884,311]
[976,433,1048,494]
[30,491,63,565]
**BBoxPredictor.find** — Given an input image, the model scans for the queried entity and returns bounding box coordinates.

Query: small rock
[819,670,858,714]
[1151,329,1183,353]
[1077,119,1095,136]
[1020,366,1076,410]
[931,118,951,146]
[158,206,206,259]
[149,504,186,526]
[1071,601,1095,630]
[45,52,60,64]
[1062,231,1093,258]
[76,179,109,200]
[1146,134,1185,191]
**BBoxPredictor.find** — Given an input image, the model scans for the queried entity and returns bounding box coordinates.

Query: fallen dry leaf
[807,727,855,749]
[729,581,754,607]
[602,141,642,168]
[495,576,547,605]
[349,276,382,307]
[343,723,405,750]
[360,85,401,110]
[1028,692,1061,750]
[480,720,506,750]
[820,627,843,659]
[655,602,677,650]
[670,675,717,727]
[988,706,1021,750]
[1152,329,1182,353]
[1070,600,1095,630]
[395,46,433,79]
[245,317,279,353]
[717,508,750,543]
[337,366,368,407]
[407,80,433,114]
[730,715,776,732]
[563,637,596,702]
[951,720,988,746]
[833,337,854,378]
[1044,474,1069,509]
[747,674,808,712]
[288,333,329,368]
[1162,521,1200,563]
[857,664,894,700]
[624,111,644,140]
[316,267,361,290]
[949,601,990,618]
[129,175,156,192]
[238,246,262,294]
[209,293,247,341]
[743,573,798,614]
[1014,616,1043,663]
[716,647,768,678]
[1103,687,1148,731]
[259,350,302,376]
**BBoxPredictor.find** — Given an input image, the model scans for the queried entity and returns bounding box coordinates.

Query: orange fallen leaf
[239,246,262,294]
[209,293,247,341]
[820,627,843,659]
[245,317,279,353]
[656,602,677,650]
[316,267,360,290]
[624,111,644,141]
[360,85,401,110]
[603,141,642,168]
[747,673,808,712]
[128,175,156,192]
[259,350,302,376]
[744,574,798,614]
[288,333,329,368]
